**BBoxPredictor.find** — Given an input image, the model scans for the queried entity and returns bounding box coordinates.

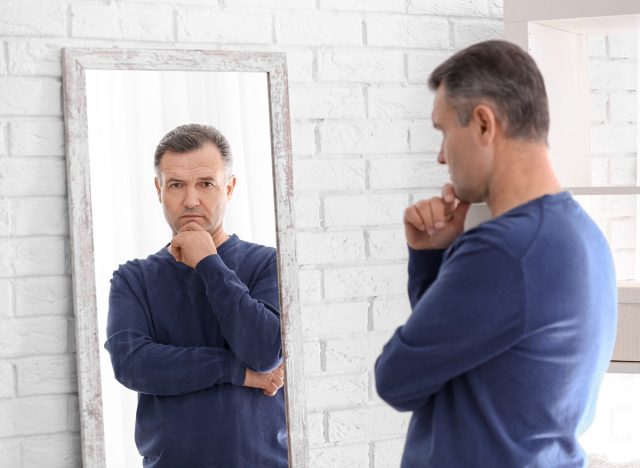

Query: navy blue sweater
[105,234,288,467]
[375,192,617,467]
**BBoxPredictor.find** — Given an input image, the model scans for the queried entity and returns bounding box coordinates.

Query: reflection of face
[154,143,236,236]
[432,85,491,203]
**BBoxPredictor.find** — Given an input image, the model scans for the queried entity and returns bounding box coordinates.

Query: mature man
[375,40,617,467]
[105,124,288,467]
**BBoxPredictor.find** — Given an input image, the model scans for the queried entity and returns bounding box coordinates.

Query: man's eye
[202,182,215,188]
[169,183,182,189]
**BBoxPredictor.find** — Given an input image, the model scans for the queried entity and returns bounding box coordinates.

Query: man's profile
[375,40,617,467]
[105,123,288,467]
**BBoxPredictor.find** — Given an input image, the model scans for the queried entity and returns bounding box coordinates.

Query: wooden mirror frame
[62,48,307,467]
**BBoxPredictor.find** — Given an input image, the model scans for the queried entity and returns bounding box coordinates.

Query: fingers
[403,184,470,249]
[262,376,284,397]
[441,183,456,204]
[410,198,448,235]
[270,373,284,388]
[428,199,446,232]
[261,366,285,397]
[169,240,182,262]
[404,204,426,232]
[272,365,285,380]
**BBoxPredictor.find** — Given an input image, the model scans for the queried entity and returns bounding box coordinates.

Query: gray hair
[428,40,549,144]
[154,123,233,177]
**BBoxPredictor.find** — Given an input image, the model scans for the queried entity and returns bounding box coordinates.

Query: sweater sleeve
[407,247,445,307]
[105,269,247,396]
[375,240,525,412]
[195,251,281,372]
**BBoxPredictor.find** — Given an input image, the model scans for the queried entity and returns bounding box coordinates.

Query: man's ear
[472,104,497,146]
[226,175,237,200]
[154,177,162,203]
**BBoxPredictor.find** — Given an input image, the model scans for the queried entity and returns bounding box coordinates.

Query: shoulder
[229,236,276,264]
[112,248,171,281]
[450,216,536,264]
[451,194,568,261]
[236,237,276,256]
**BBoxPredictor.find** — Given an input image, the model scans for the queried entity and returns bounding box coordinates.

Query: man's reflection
[104,123,288,467]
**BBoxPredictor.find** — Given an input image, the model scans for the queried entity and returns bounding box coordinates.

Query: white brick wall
[373,438,405,467]
[319,121,409,154]
[290,86,366,119]
[319,0,404,13]
[318,50,404,83]
[275,11,362,46]
[177,8,272,43]
[0,79,61,115]
[72,3,173,41]
[0,0,66,37]
[366,16,450,48]
[294,158,366,192]
[0,1,505,466]
[309,443,369,468]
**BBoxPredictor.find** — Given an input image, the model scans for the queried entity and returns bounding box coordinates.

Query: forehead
[431,85,450,123]
[158,144,224,177]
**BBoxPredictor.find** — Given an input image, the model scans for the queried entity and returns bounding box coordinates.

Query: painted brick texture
[0,1,506,467]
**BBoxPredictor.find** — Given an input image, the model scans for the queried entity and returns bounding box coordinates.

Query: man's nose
[183,186,200,208]
[437,147,446,165]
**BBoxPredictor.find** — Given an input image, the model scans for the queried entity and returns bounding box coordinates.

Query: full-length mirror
[63,49,306,467]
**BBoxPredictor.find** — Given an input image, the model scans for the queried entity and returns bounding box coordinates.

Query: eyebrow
[165,176,217,183]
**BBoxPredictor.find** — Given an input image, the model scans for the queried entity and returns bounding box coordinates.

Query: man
[375,40,617,467]
[105,124,288,467]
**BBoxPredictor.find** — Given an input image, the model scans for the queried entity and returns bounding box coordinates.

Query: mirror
[62,49,307,467]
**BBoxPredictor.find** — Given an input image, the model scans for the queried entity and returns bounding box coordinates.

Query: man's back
[376,192,617,467]
[106,235,288,468]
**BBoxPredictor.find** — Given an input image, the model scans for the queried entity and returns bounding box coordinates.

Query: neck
[486,138,562,217]
[211,228,230,247]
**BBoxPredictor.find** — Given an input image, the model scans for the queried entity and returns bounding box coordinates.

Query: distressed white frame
[62,48,307,468]
[504,0,640,369]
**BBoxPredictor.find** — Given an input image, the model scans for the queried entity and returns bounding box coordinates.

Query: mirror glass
[85,69,276,467]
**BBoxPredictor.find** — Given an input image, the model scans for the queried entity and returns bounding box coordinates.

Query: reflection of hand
[169,222,217,268]
[243,363,285,397]
[404,183,470,250]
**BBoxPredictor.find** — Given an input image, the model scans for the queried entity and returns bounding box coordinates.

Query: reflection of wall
[0,2,503,467]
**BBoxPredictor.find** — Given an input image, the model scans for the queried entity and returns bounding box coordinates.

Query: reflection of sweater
[376,192,617,468]
[105,234,287,468]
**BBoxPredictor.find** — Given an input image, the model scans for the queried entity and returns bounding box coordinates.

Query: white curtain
[85,70,275,468]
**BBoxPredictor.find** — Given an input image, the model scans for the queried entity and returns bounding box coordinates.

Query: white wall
[586,32,638,280]
[0,1,504,466]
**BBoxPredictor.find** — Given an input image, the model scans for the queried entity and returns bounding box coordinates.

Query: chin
[178,218,206,229]
[454,186,483,204]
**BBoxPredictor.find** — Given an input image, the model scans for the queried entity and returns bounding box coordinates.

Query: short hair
[428,40,549,143]
[154,123,233,177]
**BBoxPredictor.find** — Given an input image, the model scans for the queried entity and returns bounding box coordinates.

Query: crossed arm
[105,269,284,397]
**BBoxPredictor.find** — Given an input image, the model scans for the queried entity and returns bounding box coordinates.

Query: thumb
[170,239,182,262]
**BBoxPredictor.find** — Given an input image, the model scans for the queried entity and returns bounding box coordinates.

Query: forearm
[407,247,445,307]
[196,255,282,371]
[375,327,445,412]
[105,330,246,395]
[377,242,524,411]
